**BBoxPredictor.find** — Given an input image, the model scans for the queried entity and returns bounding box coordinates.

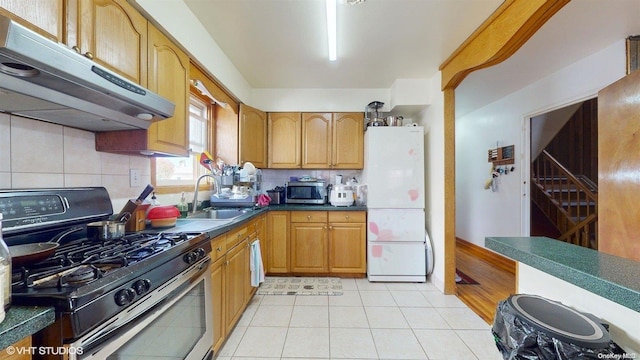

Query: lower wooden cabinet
[287,211,366,275]
[225,238,247,334]
[328,212,367,274]
[267,211,290,273]
[0,336,31,360]
[210,238,225,353]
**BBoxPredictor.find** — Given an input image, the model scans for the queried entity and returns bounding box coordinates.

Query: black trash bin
[492,294,625,359]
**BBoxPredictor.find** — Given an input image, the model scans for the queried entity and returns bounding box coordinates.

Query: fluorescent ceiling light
[326,0,337,61]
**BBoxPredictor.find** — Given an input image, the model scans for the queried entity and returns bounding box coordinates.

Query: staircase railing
[532,150,598,249]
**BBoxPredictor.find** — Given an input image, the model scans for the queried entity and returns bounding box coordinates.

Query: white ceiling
[456,0,640,116]
[183,0,502,89]
[183,0,640,115]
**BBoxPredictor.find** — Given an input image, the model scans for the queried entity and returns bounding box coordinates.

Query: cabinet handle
[329,225,333,230]
[307,215,311,220]
[84,51,94,60]
[345,215,350,220]
[216,246,222,252]
[71,45,81,54]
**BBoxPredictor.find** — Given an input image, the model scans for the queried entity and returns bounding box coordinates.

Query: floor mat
[455,269,479,285]
[256,277,343,296]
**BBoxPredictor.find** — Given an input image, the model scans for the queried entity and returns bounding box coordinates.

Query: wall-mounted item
[488,144,515,166]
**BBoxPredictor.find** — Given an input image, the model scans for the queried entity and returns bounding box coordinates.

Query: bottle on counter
[0,213,12,323]
[178,192,189,218]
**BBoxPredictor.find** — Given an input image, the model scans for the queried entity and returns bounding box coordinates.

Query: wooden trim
[438,0,569,295]
[439,0,569,90]
[456,237,516,275]
[444,88,456,294]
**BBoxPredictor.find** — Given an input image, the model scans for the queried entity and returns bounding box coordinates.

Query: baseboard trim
[456,237,516,275]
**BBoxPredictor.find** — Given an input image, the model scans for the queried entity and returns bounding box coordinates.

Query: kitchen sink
[187,207,253,220]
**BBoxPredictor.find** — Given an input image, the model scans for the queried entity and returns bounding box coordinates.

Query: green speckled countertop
[172,204,367,238]
[267,204,367,211]
[486,236,640,312]
[0,306,55,350]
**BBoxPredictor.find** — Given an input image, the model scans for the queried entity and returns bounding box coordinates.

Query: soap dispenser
[178,192,189,218]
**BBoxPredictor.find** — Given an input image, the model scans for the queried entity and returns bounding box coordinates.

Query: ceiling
[183,0,502,89]
[183,0,640,115]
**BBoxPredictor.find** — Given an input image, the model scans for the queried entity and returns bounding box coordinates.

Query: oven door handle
[73,256,211,356]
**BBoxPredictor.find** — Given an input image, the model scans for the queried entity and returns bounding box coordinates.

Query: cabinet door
[329,222,366,274]
[302,113,332,169]
[0,0,63,42]
[268,112,301,168]
[290,222,328,273]
[146,23,189,156]
[0,336,31,360]
[76,0,147,85]
[333,112,364,169]
[210,254,225,353]
[225,242,246,333]
[267,211,290,273]
[255,214,267,269]
[239,104,267,168]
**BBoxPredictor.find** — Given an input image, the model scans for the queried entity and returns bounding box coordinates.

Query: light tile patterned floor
[215,278,503,360]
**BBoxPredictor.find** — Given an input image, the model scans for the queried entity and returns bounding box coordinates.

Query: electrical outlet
[129,169,141,187]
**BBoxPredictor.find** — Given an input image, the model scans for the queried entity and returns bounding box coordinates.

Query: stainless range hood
[0,15,175,131]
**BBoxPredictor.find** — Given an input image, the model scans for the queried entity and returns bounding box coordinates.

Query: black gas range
[1,188,212,347]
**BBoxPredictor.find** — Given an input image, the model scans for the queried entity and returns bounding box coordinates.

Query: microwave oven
[286,181,326,204]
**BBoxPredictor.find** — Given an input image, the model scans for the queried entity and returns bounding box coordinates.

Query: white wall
[415,74,446,292]
[455,40,627,248]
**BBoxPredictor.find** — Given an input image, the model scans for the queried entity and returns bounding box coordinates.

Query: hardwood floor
[455,238,516,325]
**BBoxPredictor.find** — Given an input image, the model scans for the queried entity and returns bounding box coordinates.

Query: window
[155,94,212,188]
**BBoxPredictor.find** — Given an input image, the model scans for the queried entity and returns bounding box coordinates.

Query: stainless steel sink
[187,207,253,220]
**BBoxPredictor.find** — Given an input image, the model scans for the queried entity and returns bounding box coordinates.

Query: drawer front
[328,211,366,223]
[210,234,227,262]
[290,211,327,223]
[226,224,248,249]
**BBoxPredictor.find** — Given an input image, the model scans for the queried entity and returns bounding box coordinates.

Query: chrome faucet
[192,174,220,214]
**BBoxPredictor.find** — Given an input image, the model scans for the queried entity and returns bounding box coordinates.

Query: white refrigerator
[363,126,427,282]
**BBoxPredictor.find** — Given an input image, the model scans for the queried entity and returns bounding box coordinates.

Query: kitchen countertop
[0,306,55,350]
[172,204,368,237]
[486,236,640,312]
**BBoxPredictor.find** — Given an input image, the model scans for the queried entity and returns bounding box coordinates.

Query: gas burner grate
[11,232,200,289]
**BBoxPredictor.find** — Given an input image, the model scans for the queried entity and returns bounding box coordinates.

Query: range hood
[0,15,175,131]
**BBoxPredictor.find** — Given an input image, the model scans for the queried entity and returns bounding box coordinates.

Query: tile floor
[216,278,502,359]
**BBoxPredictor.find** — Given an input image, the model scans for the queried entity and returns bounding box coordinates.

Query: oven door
[70,258,213,360]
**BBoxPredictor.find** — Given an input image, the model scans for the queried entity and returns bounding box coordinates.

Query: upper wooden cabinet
[71,0,148,85]
[239,104,267,168]
[332,113,364,169]
[0,0,64,42]
[144,24,189,156]
[266,112,364,169]
[302,113,333,168]
[268,112,301,168]
[301,112,364,169]
[95,22,190,156]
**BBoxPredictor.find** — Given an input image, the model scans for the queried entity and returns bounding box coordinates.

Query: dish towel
[250,239,265,287]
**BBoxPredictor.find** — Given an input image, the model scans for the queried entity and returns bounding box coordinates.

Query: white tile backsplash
[0,114,10,172]
[3,115,152,209]
[11,117,64,173]
[63,127,102,174]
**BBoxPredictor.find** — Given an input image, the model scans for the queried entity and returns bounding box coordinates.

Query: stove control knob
[184,251,198,264]
[195,247,206,259]
[133,279,151,295]
[115,288,136,306]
